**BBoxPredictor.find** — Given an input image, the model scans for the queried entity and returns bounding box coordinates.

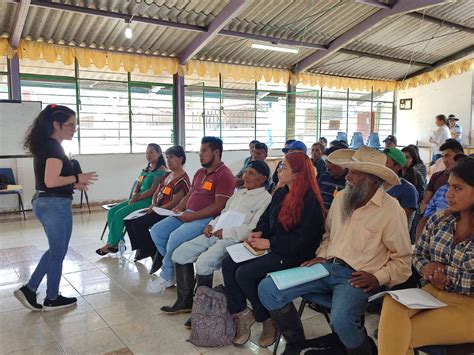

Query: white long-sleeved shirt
[432,125,451,155]
[208,186,272,242]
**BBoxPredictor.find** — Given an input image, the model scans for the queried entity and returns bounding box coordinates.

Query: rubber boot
[149,252,163,275]
[161,263,195,313]
[269,303,305,355]
[183,272,213,328]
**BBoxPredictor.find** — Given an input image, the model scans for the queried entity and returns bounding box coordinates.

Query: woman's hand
[424,264,450,288]
[145,206,155,214]
[204,224,213,237]
[173,203,185,213]
[78,171,98,184]
[248,231,263,239]
[248,237,270,250]
[73,182,89,191]
[421,262,445,280]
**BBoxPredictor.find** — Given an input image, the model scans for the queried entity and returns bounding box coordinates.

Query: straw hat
[327,146,401,186]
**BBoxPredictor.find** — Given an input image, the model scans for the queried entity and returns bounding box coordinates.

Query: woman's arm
[44,158,76,188]
[160,190,186,210]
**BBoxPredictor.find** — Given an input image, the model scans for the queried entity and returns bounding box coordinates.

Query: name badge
[162,187,172,195]
[138,175,144,183]
[333,188,339,198]
[202,181,213,191]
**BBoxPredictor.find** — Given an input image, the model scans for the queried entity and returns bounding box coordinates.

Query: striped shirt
[414,211,474,295]
[317,172,347,210]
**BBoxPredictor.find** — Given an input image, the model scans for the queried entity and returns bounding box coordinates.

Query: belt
[328,257,354,271]
[35,192,73,200]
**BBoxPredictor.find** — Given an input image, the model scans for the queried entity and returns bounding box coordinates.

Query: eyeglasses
[61,123,77,129]
[277,162,292,172]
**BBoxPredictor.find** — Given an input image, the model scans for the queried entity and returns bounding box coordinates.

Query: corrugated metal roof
[0,0,472,81]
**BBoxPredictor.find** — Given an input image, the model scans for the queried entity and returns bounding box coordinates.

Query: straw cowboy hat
[327,146,400,186]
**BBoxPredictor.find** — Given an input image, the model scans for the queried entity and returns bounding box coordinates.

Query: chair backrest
[367,132,381,149]
[336,132,348,143]
[0,168,16,184]
[350,132,365,149]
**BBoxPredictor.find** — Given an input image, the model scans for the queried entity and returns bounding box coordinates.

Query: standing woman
[429,114,451,165]
[14,104,98,311]
[221,152,326,348]
[96,143,167,255]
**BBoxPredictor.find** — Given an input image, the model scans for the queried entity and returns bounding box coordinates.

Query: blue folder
[268,263,330,290]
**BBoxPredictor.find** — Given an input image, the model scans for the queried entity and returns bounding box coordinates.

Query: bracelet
[74,174,79,184]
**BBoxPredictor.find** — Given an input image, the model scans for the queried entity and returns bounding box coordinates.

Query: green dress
[106,167,166,246]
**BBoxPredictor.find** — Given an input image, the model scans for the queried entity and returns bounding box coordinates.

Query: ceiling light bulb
[251,43,299,54]
[125,26,133,39]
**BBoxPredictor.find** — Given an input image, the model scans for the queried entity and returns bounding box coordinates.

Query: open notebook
[268,264,330,290]
[369,288,447,309]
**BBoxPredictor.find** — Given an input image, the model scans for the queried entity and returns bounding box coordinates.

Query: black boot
[161,263,195,313]
[345,336,373,355]
[134,249,154,262]
[149,252,163,275]
[183,273,214,328]
[269,303,305,355]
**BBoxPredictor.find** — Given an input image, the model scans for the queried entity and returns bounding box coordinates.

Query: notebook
[368,288,447,309]
[226,243,268,263]
[268,263,330,290]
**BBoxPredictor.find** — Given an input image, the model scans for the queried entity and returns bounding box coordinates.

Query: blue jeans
[27,197,73,300]
[150,214,212,281]
[258,262,370,349]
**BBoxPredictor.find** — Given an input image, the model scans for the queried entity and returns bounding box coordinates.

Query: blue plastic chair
[367,132,381,149]
[350,132,365,149]
[0,168,26,220]
[336,132,348,143]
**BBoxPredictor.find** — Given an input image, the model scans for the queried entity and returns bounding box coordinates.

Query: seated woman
[221,152,326,348]
[162,160,272,317]
[402,145,426,201]
[378,157,474,355]
[124,146,190,265]
[96,143,167,255]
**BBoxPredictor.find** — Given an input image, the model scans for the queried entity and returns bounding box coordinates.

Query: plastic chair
[350,132,365,149]
[71,159,90,213]
[0,168,26,220]
[367,132,381,149]
[100,179,138,240]
[336,132,348,143]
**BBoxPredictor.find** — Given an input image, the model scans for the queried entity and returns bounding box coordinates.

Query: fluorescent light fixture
[251,43,299,54]
[125,25,133,39]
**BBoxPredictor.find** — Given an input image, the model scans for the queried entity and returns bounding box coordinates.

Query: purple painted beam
[10,0,30,49]
[173,74,186,146]
[354,0,391,9]
[7,55,21,100]
[294,0,449,73]
[178,0,250,64]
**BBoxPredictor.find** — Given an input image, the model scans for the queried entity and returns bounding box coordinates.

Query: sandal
[95,245,119,256]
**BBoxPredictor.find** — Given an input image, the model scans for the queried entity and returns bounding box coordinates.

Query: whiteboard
[0,101,42,157]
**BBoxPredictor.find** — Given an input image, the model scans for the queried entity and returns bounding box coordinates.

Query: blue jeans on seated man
[258,262,371,350]
[149,212,212,281]
[27,197,73,300]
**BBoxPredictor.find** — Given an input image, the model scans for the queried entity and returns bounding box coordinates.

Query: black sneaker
[43,295,77,311]
[14,285,43,311]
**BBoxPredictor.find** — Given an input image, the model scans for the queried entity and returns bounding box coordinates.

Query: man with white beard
[258,146,413,355]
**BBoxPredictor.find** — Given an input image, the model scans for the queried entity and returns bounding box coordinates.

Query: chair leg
[101,221,108,240]
[17,193,26,220]
[84,191,91,213]
[80,190,84,209]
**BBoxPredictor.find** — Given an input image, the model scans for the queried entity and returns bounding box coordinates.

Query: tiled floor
[0,210,379,354]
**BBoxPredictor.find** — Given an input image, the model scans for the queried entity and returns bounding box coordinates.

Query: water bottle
[118,239,126,265]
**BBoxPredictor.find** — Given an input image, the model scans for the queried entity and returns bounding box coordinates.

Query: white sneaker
[155,276,175,294]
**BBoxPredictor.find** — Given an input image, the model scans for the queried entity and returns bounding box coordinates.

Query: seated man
[318,137,328,150]
[383,147,419,228]
[383,134,397,149]
[235,142,268,188]
[161,160,272,316]
[317,144,348,210]
[258,146,412,355]
[311,142,326,179]
[240,140,259,173]
[272,140,306,188]
[149,136,235,292]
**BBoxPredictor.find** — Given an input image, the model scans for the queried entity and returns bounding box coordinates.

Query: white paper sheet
[123,208,148,221]
[213,211,246,232]
[152,207,183,217]
[369,288,447,309]
[226,243,268,263]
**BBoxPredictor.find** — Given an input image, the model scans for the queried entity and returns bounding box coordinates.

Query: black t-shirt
[34,138,74,195]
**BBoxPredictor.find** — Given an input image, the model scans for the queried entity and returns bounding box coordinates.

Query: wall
[395,70,473,147]
[0,149,283,213]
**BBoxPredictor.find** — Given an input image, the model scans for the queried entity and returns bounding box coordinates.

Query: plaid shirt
[414,211,474,295]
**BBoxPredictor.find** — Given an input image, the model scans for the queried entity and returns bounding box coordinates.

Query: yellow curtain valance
[1,38,472,91]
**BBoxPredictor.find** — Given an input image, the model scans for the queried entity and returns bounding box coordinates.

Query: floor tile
[83,289,135,310]
[95,302,155,327]
[44,309,108,340]
[59,327,126,354]
[0,307,45,334]
[9,341,64,355]
[0,322,56,353]
[3,245,44,263]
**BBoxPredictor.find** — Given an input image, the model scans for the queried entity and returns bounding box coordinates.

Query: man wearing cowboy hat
[447,114,462,142]
[258,146,412,355]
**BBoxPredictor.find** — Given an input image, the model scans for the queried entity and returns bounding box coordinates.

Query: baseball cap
[383,147,407,167]
[383,135,397,145]
[282,140,307,153]
[448,114,459,121]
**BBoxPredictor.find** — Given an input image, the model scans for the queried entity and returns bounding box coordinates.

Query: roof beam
[403,44,474,79]
[178,0,250,64]
[339,49,433,67]
[293,0,449,73]
[27,0,206,32]
[407,12,474,34]
[10,0,30,49]
[354,0,392,9]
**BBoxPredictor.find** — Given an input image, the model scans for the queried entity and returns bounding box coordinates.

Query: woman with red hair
[221,151,326,348]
